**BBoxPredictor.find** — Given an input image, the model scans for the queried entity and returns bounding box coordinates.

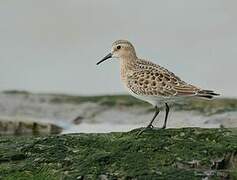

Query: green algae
[4,168,60,180]
[0,128,237,179]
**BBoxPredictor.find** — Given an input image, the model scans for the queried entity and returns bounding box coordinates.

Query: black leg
[137,106,159,135]
[146,106,160,128]
[162,103,169,129]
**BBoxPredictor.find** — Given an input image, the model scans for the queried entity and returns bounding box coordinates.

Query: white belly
[127,88,185,107]
[127,88,163,107]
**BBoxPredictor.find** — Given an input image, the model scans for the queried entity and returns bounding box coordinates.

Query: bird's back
[122,58,219,104]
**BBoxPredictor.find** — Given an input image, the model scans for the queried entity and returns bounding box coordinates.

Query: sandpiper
[97,40,219,132]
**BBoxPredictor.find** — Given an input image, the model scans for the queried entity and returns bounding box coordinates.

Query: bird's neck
[119,56,138,81]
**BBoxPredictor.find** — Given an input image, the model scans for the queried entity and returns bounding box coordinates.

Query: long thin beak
[96,53,112,65]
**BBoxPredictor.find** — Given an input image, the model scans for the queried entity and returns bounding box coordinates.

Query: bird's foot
[146,124,154,129]
[137,124,154,136]
[136,124,167,136]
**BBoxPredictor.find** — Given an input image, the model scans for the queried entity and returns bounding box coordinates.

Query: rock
[0,119,62,135]
[0,128,236,179]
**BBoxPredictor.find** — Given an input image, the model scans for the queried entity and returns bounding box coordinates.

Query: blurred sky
[0,0,236,97]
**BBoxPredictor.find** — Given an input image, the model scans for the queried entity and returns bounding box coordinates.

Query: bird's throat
[120,57,137,82]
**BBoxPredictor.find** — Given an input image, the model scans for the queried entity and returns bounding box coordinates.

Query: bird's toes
[136,125,154,136]
[136,128,146,136]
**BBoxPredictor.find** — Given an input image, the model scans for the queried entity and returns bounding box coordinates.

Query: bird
[96,40,219,133]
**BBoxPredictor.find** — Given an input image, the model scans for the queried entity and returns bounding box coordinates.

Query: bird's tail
[197,90,220,99]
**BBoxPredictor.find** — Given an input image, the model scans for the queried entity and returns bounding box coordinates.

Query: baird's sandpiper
[97,40,219,132]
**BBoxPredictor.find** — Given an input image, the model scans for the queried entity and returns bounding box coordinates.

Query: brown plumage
[127,59,219,99]
[97,40,219,132]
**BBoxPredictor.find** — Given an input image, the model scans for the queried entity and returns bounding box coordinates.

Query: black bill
[96,53,112,65]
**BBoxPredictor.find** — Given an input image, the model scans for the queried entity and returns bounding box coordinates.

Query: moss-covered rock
[0,128,237,179]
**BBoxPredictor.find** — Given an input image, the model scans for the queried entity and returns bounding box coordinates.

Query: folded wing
[127,61,219,99]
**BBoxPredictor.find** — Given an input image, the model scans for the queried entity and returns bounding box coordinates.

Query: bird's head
[97,40,137,65]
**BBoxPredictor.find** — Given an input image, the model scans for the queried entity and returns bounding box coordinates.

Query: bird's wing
[127,61,200,97]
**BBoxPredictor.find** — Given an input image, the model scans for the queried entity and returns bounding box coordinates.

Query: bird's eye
[117,45,121,50]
